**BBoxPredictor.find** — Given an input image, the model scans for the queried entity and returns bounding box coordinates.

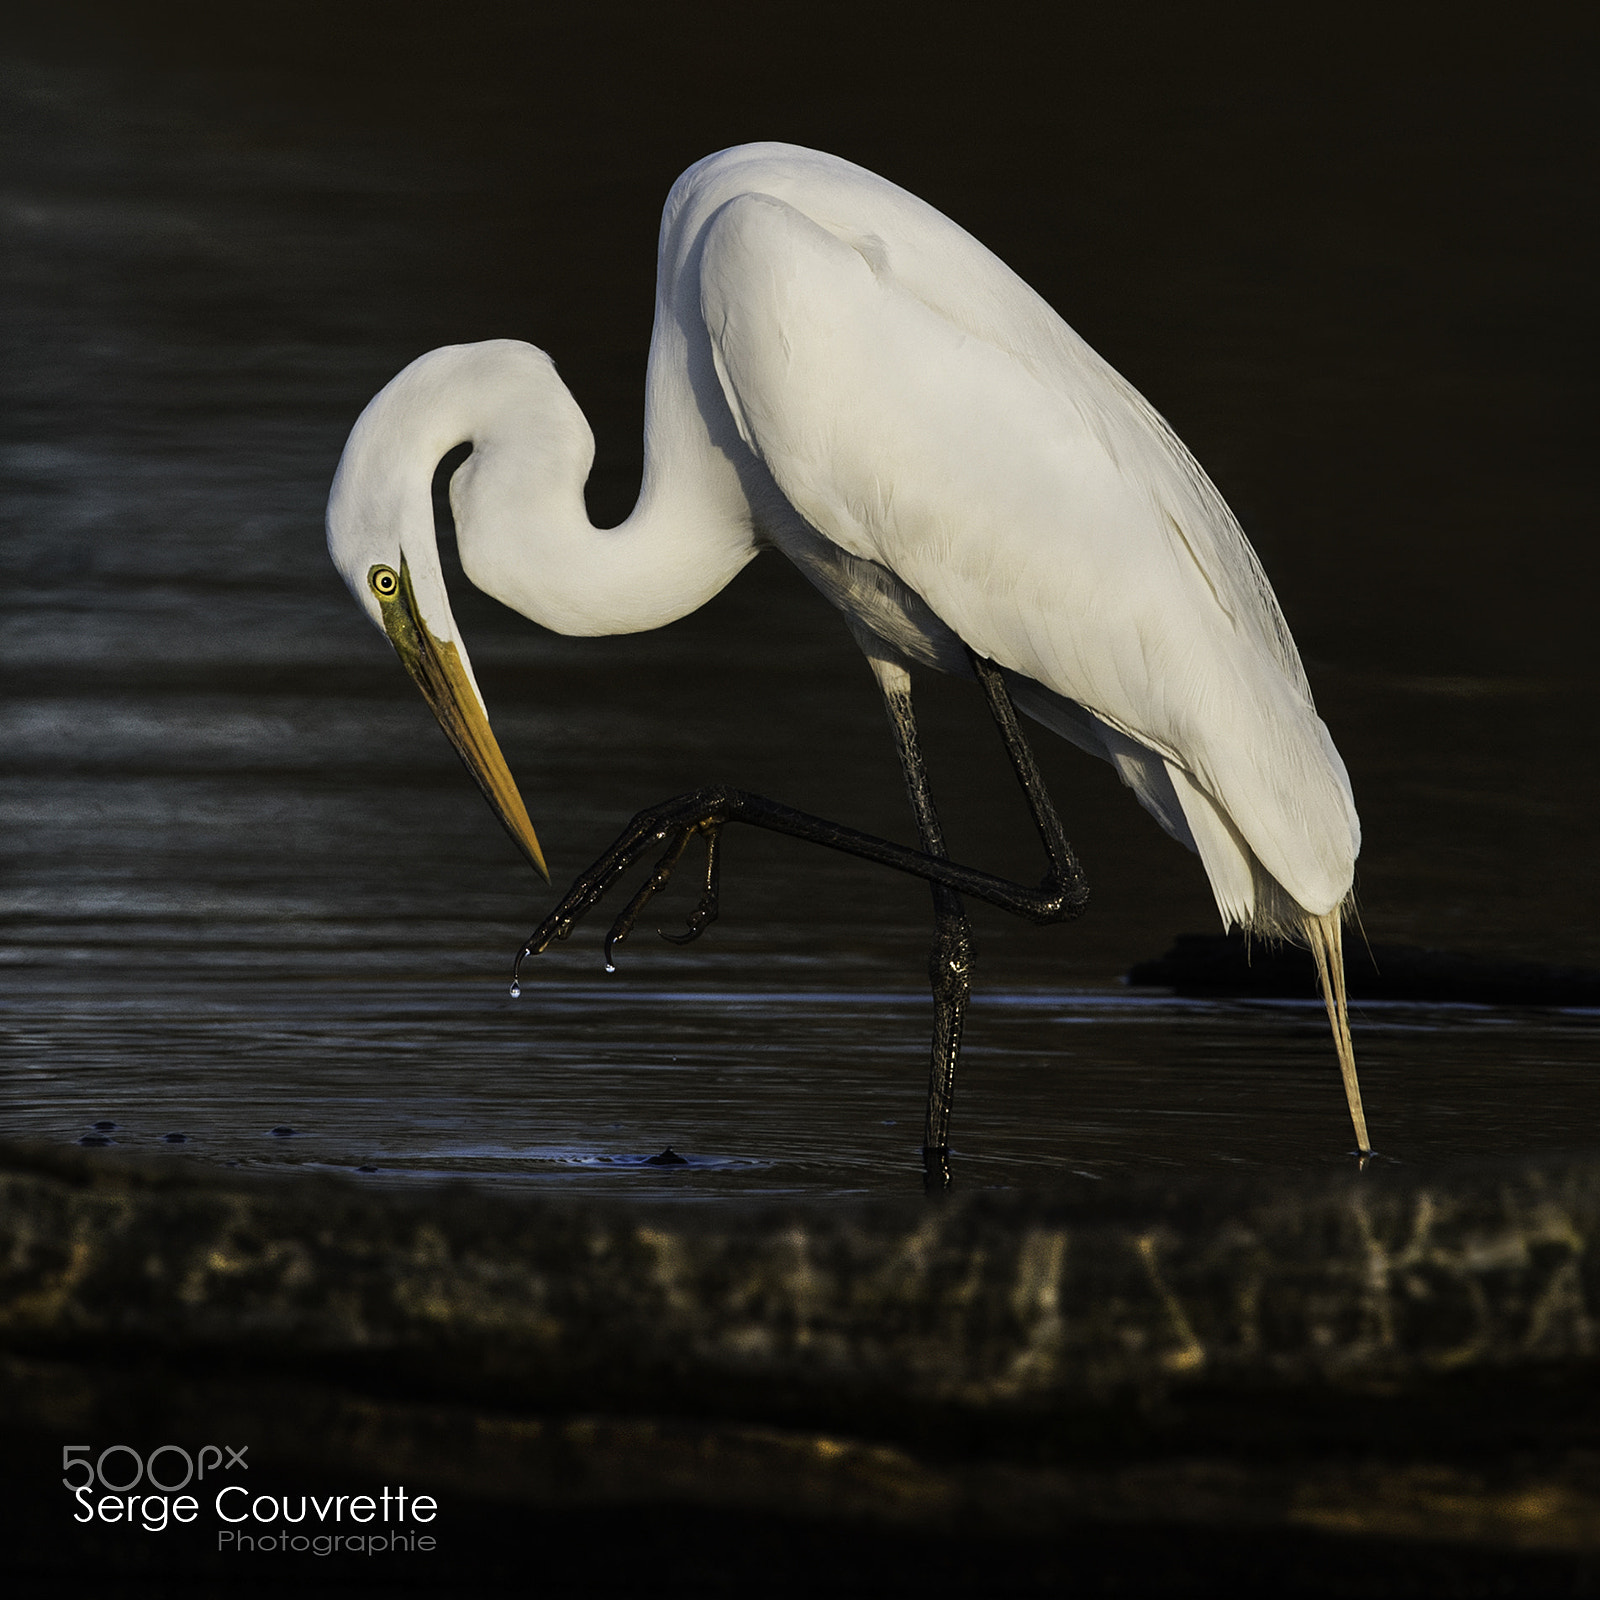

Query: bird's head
[326,343,550,883]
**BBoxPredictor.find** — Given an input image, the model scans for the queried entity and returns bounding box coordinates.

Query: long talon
[604,827,696,967]
[511,798,710,984]
[660,824,721,946]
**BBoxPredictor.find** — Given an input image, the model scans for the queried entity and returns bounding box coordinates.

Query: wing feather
[697,181,1357,922]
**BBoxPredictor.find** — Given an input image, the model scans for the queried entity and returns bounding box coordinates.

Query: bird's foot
[514,790,735,986]
[604,822,722,966]
[513,776,1087,994]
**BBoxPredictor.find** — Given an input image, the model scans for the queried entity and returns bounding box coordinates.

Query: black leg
[966,650,1086,892]
[515,771,1086,969]
[877,673,971,1190]
[512,652,1090,1184]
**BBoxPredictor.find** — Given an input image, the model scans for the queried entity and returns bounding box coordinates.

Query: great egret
[327,142,1368,1181]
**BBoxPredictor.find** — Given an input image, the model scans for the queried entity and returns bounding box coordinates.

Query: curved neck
[439,340,757,637]
[330,339,758,645]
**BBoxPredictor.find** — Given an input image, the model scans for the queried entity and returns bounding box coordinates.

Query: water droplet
[509,981,521,999]
[604,959,616,974]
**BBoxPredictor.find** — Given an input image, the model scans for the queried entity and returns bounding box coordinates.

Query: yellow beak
[376,559,550,883]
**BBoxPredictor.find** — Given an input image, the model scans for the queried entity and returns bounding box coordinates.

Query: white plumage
[328,141,1369,1153]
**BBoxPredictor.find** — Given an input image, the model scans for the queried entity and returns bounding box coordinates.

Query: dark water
[3,6,1595,1196]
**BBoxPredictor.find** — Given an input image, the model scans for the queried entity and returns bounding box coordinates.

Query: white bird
[327,141,1369,1179]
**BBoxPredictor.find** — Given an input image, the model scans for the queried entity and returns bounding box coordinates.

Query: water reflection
[6,972,1597,1198]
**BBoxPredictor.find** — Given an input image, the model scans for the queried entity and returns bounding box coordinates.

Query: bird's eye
[369,565,400,599]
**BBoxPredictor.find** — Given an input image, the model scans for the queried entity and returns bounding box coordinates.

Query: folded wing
[698,188,1358,930]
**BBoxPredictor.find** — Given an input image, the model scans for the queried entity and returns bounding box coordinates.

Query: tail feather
[1305,907,1370,1153]
[1007,673,1370,1152]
